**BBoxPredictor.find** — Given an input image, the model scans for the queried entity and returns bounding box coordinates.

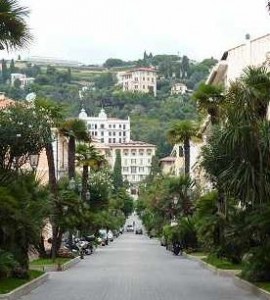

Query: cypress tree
[1,59,9,83]
[113,149,123,190]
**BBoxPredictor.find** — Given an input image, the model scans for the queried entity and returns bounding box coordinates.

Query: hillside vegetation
[0,54,217,156]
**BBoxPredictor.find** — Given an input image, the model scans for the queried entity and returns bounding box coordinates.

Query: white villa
[79,108,156,190]
[78,108,130,144]
[120,67,157,96]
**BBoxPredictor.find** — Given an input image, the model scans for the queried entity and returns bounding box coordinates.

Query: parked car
[99,229,108,246]
[108,230,114,242]
[135,227,143,235]
[126,224,134,232]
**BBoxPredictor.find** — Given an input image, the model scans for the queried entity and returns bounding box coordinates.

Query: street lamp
[29,153,39,171]
[68,177,76,190]
[85,190,90,201]
[173,196,178,206]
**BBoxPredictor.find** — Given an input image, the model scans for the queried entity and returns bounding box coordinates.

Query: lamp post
[29,153,39,171]
[171,196,179,226]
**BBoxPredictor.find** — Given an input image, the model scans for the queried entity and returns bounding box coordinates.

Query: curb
[0,273,49,300]
[30,256,80,272]
[233,277,270,300]
[186,254,270,299]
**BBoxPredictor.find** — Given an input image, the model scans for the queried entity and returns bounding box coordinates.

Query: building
[78,108,130,144]
[111,140,156,192]
[79,108,156,190]
[0,93,15,109]
[193,34,270,194]
[10,73,35,88]
[207,33,270,87]
[120,67,157,96]
[170,82,188,95]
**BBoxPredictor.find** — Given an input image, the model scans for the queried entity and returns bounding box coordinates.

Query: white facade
[11,73,35,88]
[171,83,188,95]
[78,108,130,144]
[111,141,156,186]
[121,68,157,96]
[207,33,270,87]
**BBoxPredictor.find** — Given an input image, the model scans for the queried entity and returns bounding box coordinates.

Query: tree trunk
[82,165,89,202]
[68,136,75,180]
[184,138,190,175]
[45,142,59,261]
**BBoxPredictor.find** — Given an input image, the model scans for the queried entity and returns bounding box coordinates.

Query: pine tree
[9,59,16,73]
[113,149,123,190]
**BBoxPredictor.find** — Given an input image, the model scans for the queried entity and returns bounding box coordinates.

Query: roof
[123,67,157,75]
[110,140,156,148]
[159,156,176,162]
[0,96,15,109]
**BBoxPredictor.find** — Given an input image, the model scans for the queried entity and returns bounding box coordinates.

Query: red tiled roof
[0,98,15,109]
[159,156,176,162]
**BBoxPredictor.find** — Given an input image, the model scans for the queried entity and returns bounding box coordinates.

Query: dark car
[135,227,143,234]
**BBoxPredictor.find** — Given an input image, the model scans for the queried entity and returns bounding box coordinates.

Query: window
[122,167,129,172]
[119,138,122,143]
[94,124,97,129]
[131,166,136,174]
[135,85,138,89]
[95,132,97,136]
[147,77,150,81]
[109,138,111,143]
[113,132,116,136]
[143,85,145,89]
[143,77,145,80]
[124,159,127,165]
[109,132,112,136]
[119,132,122,136]
[101,138,104,143]
[101,131,104,136]
[140,159,143,165]
[132,150,136,156]
[131,159,136,164]
[139,150,144,155]
[147,149,152,155]
[100,124,104,129]
[124,150,128,156]
[123,138,126,142]
[109,124,111,128]
[113,138,116,143]
[88,124,91,129]
[123,125,126,129]
[139,167,144,172]
[113,124,116,128]
[119,124,122,128]
[123,132,126,136]
[152,78,154,83]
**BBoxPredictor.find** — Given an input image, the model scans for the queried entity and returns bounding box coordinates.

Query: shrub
[0,250,18,279]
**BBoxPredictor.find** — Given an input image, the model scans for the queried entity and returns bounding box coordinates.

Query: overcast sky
[4,0,270,64]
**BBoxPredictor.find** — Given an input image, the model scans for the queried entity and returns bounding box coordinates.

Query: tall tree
[1,58,8,82]
[113,149,123,190]
[167,120,197,175]
[34,98,65,260]
[76,143,105,202]
[0,0,32,51]
[59,118,89,180]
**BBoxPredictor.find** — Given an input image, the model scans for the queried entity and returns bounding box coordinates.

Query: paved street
[21,232,261,300]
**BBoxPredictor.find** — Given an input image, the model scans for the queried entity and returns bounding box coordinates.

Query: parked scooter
[172,241,183,256]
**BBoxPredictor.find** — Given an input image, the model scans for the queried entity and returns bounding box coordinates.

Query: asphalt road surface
[20,231,261,299]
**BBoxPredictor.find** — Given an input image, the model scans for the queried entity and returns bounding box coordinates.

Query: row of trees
[138,66,270,282]
[0,98,134,281]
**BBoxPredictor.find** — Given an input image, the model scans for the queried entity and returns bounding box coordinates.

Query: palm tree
[76,143,105,202]
[167,120,197,175]
[193,83,224,125]
[59,119,89,180]
[0,0,32,51]
[34,98,65,260]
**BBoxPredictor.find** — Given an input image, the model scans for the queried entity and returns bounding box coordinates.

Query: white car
[108,230,114,242]
[126,224,134,232]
